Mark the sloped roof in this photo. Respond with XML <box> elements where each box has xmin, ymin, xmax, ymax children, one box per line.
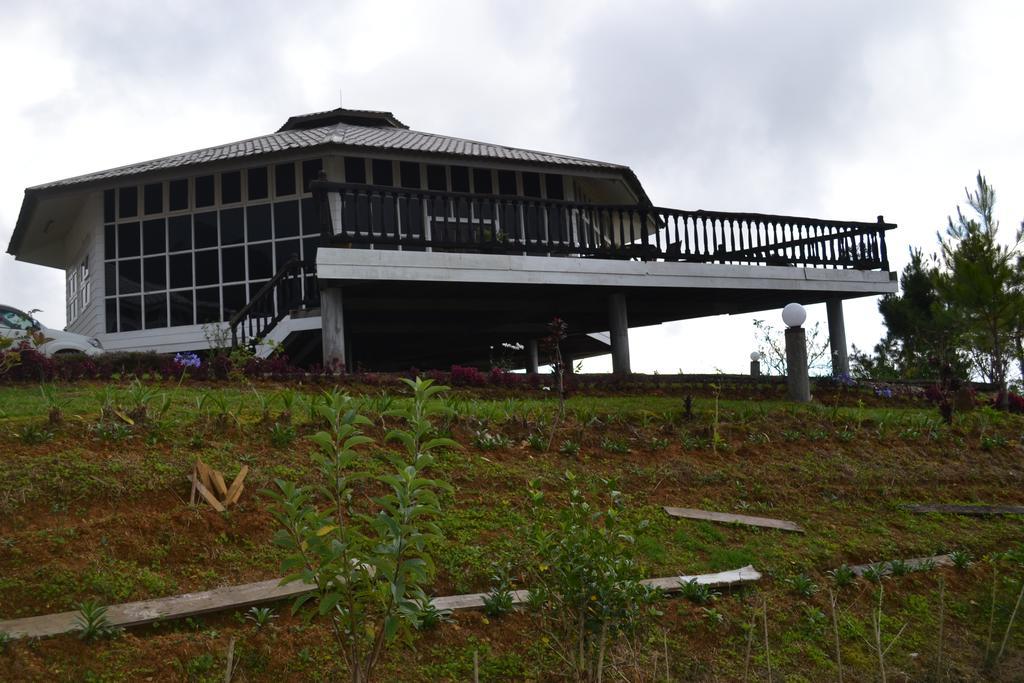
<box><xmin>27</xmin><ymin>121</ymin><xmax>627</xmax><ymax>193</ymax></box>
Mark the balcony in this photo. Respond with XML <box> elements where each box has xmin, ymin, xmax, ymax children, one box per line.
<box><xmin>311</xmin><ymin>181</ymin><xmax>894</xmax><ymax>271</ymax></box>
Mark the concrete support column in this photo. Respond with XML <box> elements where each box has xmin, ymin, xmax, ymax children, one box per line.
<box><xmin>526</xmin><ymin>339</ymin><xmax>539</xmax><ymax>374</ymax></box>
<box><xmin>321</xmin><ymin>286</ymin><xmax>346</xmax><ymax>372</ymax></box>
<box><xmin>784</xmin><ymin>326</ymin><xmax>811</xmax><ymax>402</ymax></box>
<box><xmin>608</xmin><ymin>292</ymin><xmax>631</xmax><ymax>375</ymax></box>
<box><xmin>826</xmin><ymin>298</ymin><xmax>849</xmax><ymax>376</ymax></box>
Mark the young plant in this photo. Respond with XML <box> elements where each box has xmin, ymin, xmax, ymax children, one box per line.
<box><xmin>482</xmin><ymin>565</ymin><xmax>517</xmax><ymax>618</ymax></box>
<box><xmin>246</xmin><ymin>606</ymin><xmax>278</xmax><ymax>629</ymax></box>
<box><xmin>679</xmin><ymin>579</ymin><xmax>720</xmax><ymax>605</ymax></box>
<box><xmin>39</xmin><ymin>384</ymin><xmax>70</xmax><ymax>425</ymax></box>
<box><xmin>787</xmin><ymin>574</ymin><xmax>820</xmax><ymax>598</ymax></box>
<box><xmin>472</xmin><ymin>429</ymin><xmax>511</xmax><ymax>451</ymax></box>
<box><xmin>411</xmin><ymin>592</ymin><xmax>452</xmax><ymax>631</ymax></box>
<box><xmin>269</xmin><ymin>422</ymin><xmax>297</xmax><ymax>449</ymax></box>
<box><xmin>600</xmin><ymin>437</ymin><xmax>630</xmax><ymax>455</ymax></box>
<box><xmin>828</xmin><ymin>564</ymin><xmax>856</xmax><ymax>588</ymax></box>
<box><xmin>558</xmin><ymin>439</ymin><xmax>581</xmax><ymax>457</ymax></box>
<box><xmin>887</xmin><ymin>559</ymin><xmax>913</xmax><ymax>577</ymax></box>
<box><xmin>527</xmin><ymin>432</ymin><xmax>547</xmax><ymax>452</ymax></box>
<box><xmin>950</xmin><ymin>549</ymin><xmax>973</xmax><ymax>571</ymax></box>
<box><xmin>861</xmin><ymin>563</ymin><xmax>890</xmax><ymax>584</ymax></box>
<box><xmin>266</xmin><ymin>378</ymin><xmax>455</xmax><ymax>683</ymax></box>
<box><xmin>526</xmin><ymin>474</ymin><xmax>661</xmax><ymax>682</ymax></box>
<box><xmin>74</xmin><ymin>600</ymin><xmax>119</xmax><ymax>641</ymax></box>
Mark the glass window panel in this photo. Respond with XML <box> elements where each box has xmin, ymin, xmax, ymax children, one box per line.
<box><xmin>473</xmin><ymin>169</ymin><xmax>493</xmax><ymax>194</ymax></box>
<box><xmin>344</xmin><ymin>157</ymin><xmax>367</xmax><ymax>184</ymax></box>
<box><xmin>105</xmin><ymin>298</ymin><xmax>117</xmax><ymax>333</ymax></box>
<box><xmin>119</xmin><ymin>259</ymin><xmax>141</xmax><ymax>294</ymax></box>
<box><xmin>247</xmin><ymin>167</ymin><xmax>268</xmax><ymax>200</ymax></box>
<box><xmin>168</xmin><ymin>215</ymin><xmax>192</xmax><ymax>251</ymax></box>
<box><xmin>143</xmin><ymin>256</ymin><xmax>166</xmax><ymax>292</ymax></box>
<box><xmin>144</xmin><ymin>183</ymin><xmax>163</xmax><ymax>214</ymax></box>
<box><xmin>400</xmin><ymin>162</ymin><xmax>421</xmax><ymax>189</ymax></box>
<box><xmin>221</xmin><ymin>246</ymin><xmax>246</xmax><ymax>283</ymax></box>
<box><xmin>195</xmin><ymin>250</ymin><xmax>219</xmax><ymax>286</ymax></box>
<box><xmin>169</xmin><ymin>178</ymin><xmax>189</xmax><ymax>211</ymax></box>
<box><xmin>522</xmin><ymin>172</ymin><xmax>541</xmax><ymax>197</ymax></box>
<box><xmin>118</xmin><ymin>223</ymin><xmax>140</xmax><ymax>258</ymax></box>
<box><xmin>275</xmin><ymin>162</ymin><xmax>296</xmax><ymax>196</ymax></box>
<box><xmin>103</xmin><ymin>190</ymin><xmax>116</xmax><ymax>223</ymax></box>
<box><xmin>169</xmin><ymin>253</ymin><xmax>192</xmax><ymax>289</ymax></box>
<box><xmin>118</xmin><ymin>186</ymin><xmax>138</xmax><ymax>218</ymax></box>
<box><xmin>246</xmin><ymin>204</ymin><xmax>271</xmax><ymax>242</ymax></box>
<box><xmin>451</xmin><ymin>166</ymin><xmax>470</xmax><ymax>193</ymax></box>
<box><xmin>221</xmin><ymin>171</ymin><xmax>242</xmax><ymax>204</ymax></box>
<box><xmin>276</xmin><ymin>239</ymin><xmax>300</xmax><ymax>268</ymax></box>
<box><xmin>194</xmin><ymin>211</ymin><xmax>218</xmax><ymax>249</ymax></box>
<box><xmin>105</xmin><ymin>262</ymin><xmax>117</xmax><ymax>296</ymax></box>
<box><xmin>196</xmin><ymin>287</ymin><xmax>220</xmax><ymax>324</ymax></box>
<box><xmin>195</xmin><ymin>175</ymin><xmax>215</xmax><ymax>207</ymax></box>
<box><xmin>302</xmin><ymin>158</ymin><xmax>323</xmax><ymax>192</ymax></box>
<box><xmin>104</xmin><ymin>224</ymin><xmax>117</xmax><ymax>260</ymax></box>
<box><xmin>274</xmin><ymin>200</ymin><xmax>299</xmax><ymax>238</ymax></box>
<box><xmin>498</xmin><ymin>170</ymin><xmax>516</xmax><ymax>195</ymax></box>
<box><xmin>169</xmin><ymin>289</ymin><xmax>194</xmax><ymax>327</ymax></box>
<box><xmin>220</xmin><ymin>207</ymin><xmax>244</xmax><ymax>245</ymax></box>
<box><xmin>143</xmin><ymin>219</ymin><xmax>165</xmax><ymax>255</ymax></box>
<box><xmin>119</xmin><ymin>295</ymin><xmax>142</xmax><ymax>331</ymax></box>
<box><xmin>372</xmin><ymin>159</ymin><xmax>394</xmax><ymax>187</ymax></box>
<box><xmin>545</xmin><ymin>173</ymin><xmax>564</xmax><ymax>200</ymax></box>
<box><xmin>426</xmin><ymin>165</ymin><xmax>446</xmax><ymax>191</ymax></box>
<box><xmin>301</xmin><ymin>197</ymin><xmax>318</xmax><ymax>235</ymax></box>
<box><xmin>303</xmin><ymin>236</ymin><xmax>319</xmax><ymax>263</ymax></box>
<box><xmin>222</xmin><ymin>284</ymin><xmax>246</xmax><ymax>320</ymax></box>
<box><xmin>248</xmin><ymin>242</ymin><xmax>273</xmax><ymax>280</ymax></box>
<box><xmin>144</xmin><ymin>293</ymin><xmax>167</xmax><ymax>329</ymax></box>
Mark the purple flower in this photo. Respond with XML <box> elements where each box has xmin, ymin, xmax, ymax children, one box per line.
<box><xmin>174</xmin><ymin>352</ymin><xmax>201</xmax><ymax>369</ymax></box>
<box><xmin>834</xmin><ymin>372</ymin><xmax>855</xmax><ymax>387</ymax></box>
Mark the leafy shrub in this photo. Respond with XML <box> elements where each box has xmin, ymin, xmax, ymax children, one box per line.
<box><xmin>245</xmin><ymin>606</ymin><xmax>277</xmax><ymax>629</ymax></box>
<box><xmin>266</xmin><ymin>378</ymin><xmax>454</xmax><ymax>683</ymax></box>
<box><xmin>449</xmin><ymin>365</ymin><xmax>487</xmax><ymax>386</ymax></box>
<box><xmin>950</xmin><ymin>549</ymin><xmax>973</xmax><ymax>570</ymax></box>
<box><xmin>412</xmin><ymin>594</ymin><xmax>452</xmax><ymax>631</ymax></box>
<box><xmin>269</xmin><ymin>422</ymin><xmax>296</xmax><ymax>448</ymax></box>
<box><xmin>525</xmin><ymin>474</ymin><xmax>661</xmax><ymax>682</ymax></box>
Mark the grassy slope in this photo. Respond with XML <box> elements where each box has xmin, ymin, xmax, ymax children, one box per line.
<box><xmin>0</xmin><ymin>380</ymin><xmax>1022</xmax><ymax>681</ymax></box>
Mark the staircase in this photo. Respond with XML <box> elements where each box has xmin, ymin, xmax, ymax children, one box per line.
<box><xmin>229</xmin><ymin>255</ymin><xmax>319</xmax><ymax>356</ymax></box>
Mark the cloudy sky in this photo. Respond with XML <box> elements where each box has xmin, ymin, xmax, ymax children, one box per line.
<box><xmin>2</xmin><ymin>0</ymin><xmax>1022</xmax><ymax>373</ymax></box>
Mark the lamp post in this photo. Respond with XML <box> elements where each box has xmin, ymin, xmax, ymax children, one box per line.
<box><xmin>782</xmin><ymin>303</ymin><xmax>811</xmax><ymax>402</ymax></box>
<box><xmin>750</xmin><ymin>351</ymin><xmax>761</xmax><ymax>377</ymax></box>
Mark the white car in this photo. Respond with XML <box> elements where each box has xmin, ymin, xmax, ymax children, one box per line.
<box><xmin>0</xmin><ymin>305</ymin><xmax>103</xmax><ymax>356</ymax></box>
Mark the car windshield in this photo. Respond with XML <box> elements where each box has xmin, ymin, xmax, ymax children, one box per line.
<box><xmin>0</xmin><ymin>308</ymin><xmax>37</xmax><ymax>331</ymax></box>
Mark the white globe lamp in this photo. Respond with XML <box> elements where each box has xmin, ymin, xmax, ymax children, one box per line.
<box><xmin>750</xmin><ymin>351</ymin><xmax>762</xmax><ymax>362</ymax></box>
<box><xmin>782</xmin><ymin>303</ymin><xmax>807</xmax><ymax>328</ymax></box>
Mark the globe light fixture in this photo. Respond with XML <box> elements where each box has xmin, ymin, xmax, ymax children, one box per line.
<box><xmin>782</xmin><ymin>303</ymin><xmax>807</xmax><ymax>328</ymax></box>
<box><xmin>750</xmin><ymin>351</ymin><xmax>762</xmax><ymax>362</ymax></box>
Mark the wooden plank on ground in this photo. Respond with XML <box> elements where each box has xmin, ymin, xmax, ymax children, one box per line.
<box><xmin>210</xmin><ymin>470</ymin><xmax>228</xmax><ymax>498</ymax></box>
<box><xmin>187</xmin><ymin>475</ymin><xmax>226</xmax><ymax>512</ymax></box>
<box><xmin>902</xmin><ymin>504</ymin><xmax>1024</xmax><ymax>516</ymax></box>
<box><xmin>224</xmin><ymin>466</ymin><xmax>249</xmax><ymax>506</ymax></box>
<box><xmin>849</xmin><ymin>554</ymin><xmax>953</xmax><ymax>577</ymax></box>
<box><xmin>0</xmin><ymin>566</ymin><xmax>761</xmax><ymax>640</ymax></box>
<box><xmin>664</xmin><ymin>506</ymin><xmax>804</xmax><ymax>533</ymax></box>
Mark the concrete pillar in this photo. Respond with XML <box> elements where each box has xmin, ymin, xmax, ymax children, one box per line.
<box><xmin>608</xmin><ymin>292</ymin><xmax>631</xmax><ymax>374</ymax></box>
<box><xmin>750</xmin><ymin>360</ymin><xmax>761</xmax><ymax>377</ymax></box>
<box><xmin>784</xmin><ymin>326</ymin><xmax>811</xmax><ymax>402</ymax></box>
<box><xmin>526</xmin><ymin>339</ymin><xmax>539</xmax><ymax>374</ymax></box>
<box><xmin>321</xmin><ymin>286</ymin><xmax>346</xmax><ymax>372</ymax></box>
<box><xmin>826</xmin><ymin>298</ymin><xmax>849</xmax><ymax>376</ymax></box>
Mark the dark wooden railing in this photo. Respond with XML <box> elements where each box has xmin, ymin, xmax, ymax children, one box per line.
<box><xmin>311</xmin><ymin>180</ymin><xmax>894</xmax><ymax>270</ymax></box>
<box><xmin>229</xmin><ymin>255</ymin><xmax>318</xmax><ymax>349</ymax></box>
